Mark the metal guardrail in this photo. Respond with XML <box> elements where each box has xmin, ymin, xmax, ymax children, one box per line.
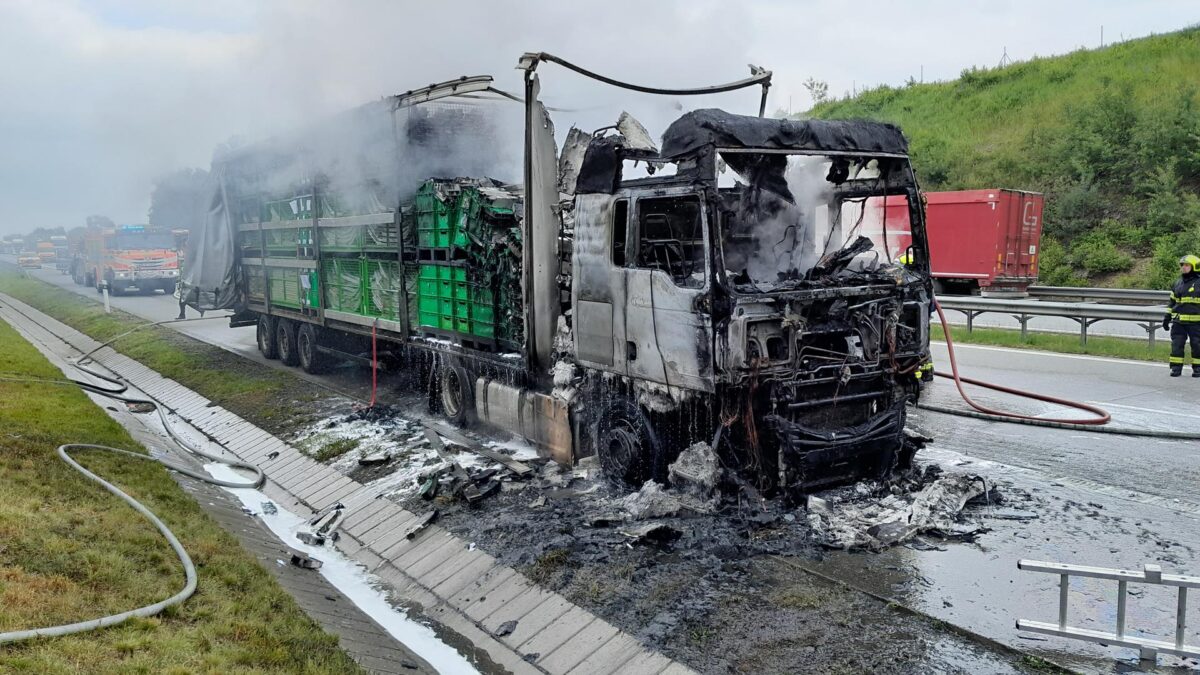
<box><xmin>1017</xmin><ymin>559</ymin><xmax>1199</xmax><ymax>662</ymax></box>
<box><xmin>1028</xmin><ymin>286</ymin><xmax>1171</xmax><ymax>304</ymax></box>
<box><xmin>936</xmin><ymin>296</ymin><xmax>1168</xmax><ymax>347</ymax></box>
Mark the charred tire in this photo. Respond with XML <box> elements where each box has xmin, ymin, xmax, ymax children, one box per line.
<box><xmin>296</xmin><ymin>323</ymin><xmax>326</xmax><ymax>374</ymax></box>
<box><xmin>257</xmin><ymin>315</ymin><xmax>279</xmax><ymax>360</ymax></box>
<box><xmin>596</xmin><ymin>399</ymin><xmax>661</xmax><ymax>487</ymax></box>
<box><xmin>276</xmin><ymin>319</ymin><xmax>299</xmax><ymax>366</ymax></box>
<box><xmin>433</xmin><ymin>363</ymin><xmax>472</xmax><ymax>427</ymax></box>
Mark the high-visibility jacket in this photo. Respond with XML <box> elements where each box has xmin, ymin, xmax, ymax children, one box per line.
<box><xmin>1169</xmin><ymin>272</ymin><xmax>1200</xmax><ymax>323</ymax></box>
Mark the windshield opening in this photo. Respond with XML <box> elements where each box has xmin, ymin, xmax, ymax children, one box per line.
<box><xmin>716</xmin><ymin>152</ymin><xmax>912</xmax><ymax>291</ymax></box>
<box><xmin>110</xmin><ymin>232</ymin><xmax>176</xmax><ymax>250</ymax></box>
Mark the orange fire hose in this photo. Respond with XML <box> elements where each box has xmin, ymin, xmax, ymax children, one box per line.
<box><xmin>931</xmin><ymin>300</ymin><xmax>1111</xmax><ymax>425</ymax></box>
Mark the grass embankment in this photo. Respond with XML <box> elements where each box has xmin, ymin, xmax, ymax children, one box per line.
<box><xmin>933</xmin><ymin>324</ymin><xmax>1177</xmax><ymax>363</ymax></box>
<box><xmin>808</xmin><ymin>27</ymin><xmax>1200</xmax><ymax>288</ymax></box>
<box><xmin>0</xmin><ymin>270</ymin><xmax>331</xmax><ymax>436</ymax></box>
<box><xmin>0</xmin><ymin>319</ymin><xmax>363</xmax><ymax>672</ymax></box>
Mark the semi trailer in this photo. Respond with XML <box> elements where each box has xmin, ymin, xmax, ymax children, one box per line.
<box><xmin>872</xmin><ymin>189</ymin><xmax>1044</xmax><ymax>296</ymax></box>
<box><xmin>188</xmin><ymin>54</ymin><xmax>934</xmax><ymax>497</ymax></box>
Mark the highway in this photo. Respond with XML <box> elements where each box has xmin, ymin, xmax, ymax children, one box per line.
<box><xmin>8</xmin><ymin>260</ymin><xmax>1200</xmax><ymax>671</ymax></box>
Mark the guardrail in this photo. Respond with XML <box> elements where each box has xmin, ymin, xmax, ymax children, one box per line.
<box><xmin>936</xmin><ymin>296</ymin><xmax>1168</xmax><ymax>346</ymax></box>
<box><xmin>1017</xmin><ymin>559</ymin><xmax>1199</xmax><ymax>662</ymax></box>
<box><xmin>1028</xmin><ymin>286</ymin><xmax>1170</xmax><ymax>304</ymax></box>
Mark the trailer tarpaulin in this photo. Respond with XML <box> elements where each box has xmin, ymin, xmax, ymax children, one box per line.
<box><xmin>660</xmin><ymin>109</ymin><xmax>908</xmax><ymax>159</ymax></box>
<box><xmin>181</xmin><ymin>169</ymin><xmax>240</xmax><ymax>311</ymax></box>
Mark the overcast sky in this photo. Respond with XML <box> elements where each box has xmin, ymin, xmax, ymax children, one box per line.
<box><xmin>0</xmin><ymin>0</ymin><xmax>1195</xmax><ymax>235</ymax></box>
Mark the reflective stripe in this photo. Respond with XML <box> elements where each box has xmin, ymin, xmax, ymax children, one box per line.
<box><xmin>1169</xmin><ymin>356</ymin><xmax>1185</xmax><ymax>364</ymax></box>
<box><xmin>1172</xmin><ymin>293</ymin><xmax>1180</xmax><ymax>301</ymax></box>
<box><xmin>1177</xmin><ymin>314</ymin><xmax>1200</xmax><ymax>322</ymax></box>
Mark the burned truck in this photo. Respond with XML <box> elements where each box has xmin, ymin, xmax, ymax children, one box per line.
<box><xmin>186</xmin><ymin>54</ymin><xmax>933</xmax><ymax>497</ymax></box>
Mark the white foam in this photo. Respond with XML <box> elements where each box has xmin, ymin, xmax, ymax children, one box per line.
<box><xmin>203</xmin><ymin>462</ymin><xmax>479</xmax><ymax>674</ymax></box>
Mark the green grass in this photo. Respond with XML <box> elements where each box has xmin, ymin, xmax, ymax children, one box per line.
<box><xmin>0</xmin><ymin>319</ymin><xmax>363</xmax><ymax>673</ymax></box>
<box><xmin>525</xmin><ymin>549</ymin><xmax>570</xmax><ymax>585</ymax></box>
<box><xmin>304</xmin><ymin>436</ymin><xmax>361</xmax><ymax>463</ymax></box>
<box><xmin>933</xmin><ymin>323</ymin><xmax>1179</xmax><ymax>363</ymax></box>
<box><xmin>0</xmin><ymin>271</ymin><xmax>328</xmax><ymax>436</ymax></box>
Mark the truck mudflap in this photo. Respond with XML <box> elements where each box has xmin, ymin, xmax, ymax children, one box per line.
<box><xmin>766</xmin><ymin>399</ymin><xmax>908</xmax><ymax>494</ymax></box>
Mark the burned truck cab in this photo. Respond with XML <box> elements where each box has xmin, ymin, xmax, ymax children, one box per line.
<box><xmin>570</xmin><ymin>109</ymin><xmax>932</xmax><ymax>496</ymax></box>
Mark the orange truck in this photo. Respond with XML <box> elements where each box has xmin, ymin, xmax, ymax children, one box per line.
<box><xmin>73</xmin><ymin>224</ymin><xmax>180</xmax><ymax>295</ymax></box>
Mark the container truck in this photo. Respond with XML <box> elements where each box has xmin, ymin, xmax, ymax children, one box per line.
<box><xmin>50</xmin><ymin>235</ymin><xmax>69</xmax><ymax>273</ymax></box>
<box><xmin>871</xmin><ymin>189</ymin><xmax>1043</xmax><ymax>296</ymax></box>
<box><xmin>187</xmin><ymin>54</ymin><xmax>935</xmax><ymax>497</ymax></box>
<box><xmin>36</xmin><ymin>240</ymin><xmax>55</xmax><ymax>263</ymax></box>
<box><xmin>73</xmin><ymin>224</ymin><xmax>180</xmax><ymax>294</ymax></box>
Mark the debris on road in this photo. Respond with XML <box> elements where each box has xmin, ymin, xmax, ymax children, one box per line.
<box><xmin>358</xmin><ymin>450</ymin><xmax>391</xmax><ymax>465</ymax></box>
<box><xmin>403</xmin><ymin>509</ymin><xmax>438</xmax><ymax>540</ymax></box>
<box><xmin>667</xmin><ymin>441</ymin><xmax>721</xmax><ymax>501</ymax></box>
<box><xmin>806</xmin><ymin>470</ymin><xmax>991</xmax><ymax>550</ymax></box>
<box><xmin>618</xmin><ymin>522</ymin><xmax>682</xmax><ymax>545</ymax></box>
<box><xmin>290</xmin><ymin>549</ymin><xmax>323</xmax><ymax>569</ymax></box>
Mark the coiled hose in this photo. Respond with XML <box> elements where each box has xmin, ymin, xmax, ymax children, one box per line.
<box><xmin>919</xmin><ymin>300</ymin><xmax>1200</xmax><ymax>440</ymax></box>
<box><xmin>0</xmin><ymin>334</ymin><xmax>263</xmax><ymax>644</ymax></box>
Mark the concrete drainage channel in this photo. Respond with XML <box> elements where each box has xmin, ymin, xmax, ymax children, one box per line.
<box><xmin>0</xmin><ymin>292</ymin><xmax>692</xmax><ymax>675</ymax></box>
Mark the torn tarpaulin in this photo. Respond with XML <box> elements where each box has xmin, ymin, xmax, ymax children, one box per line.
<box><xmin>806</xmin><ymin>473</ymin><xmax>990</xmax><ymax>550</ymax></box>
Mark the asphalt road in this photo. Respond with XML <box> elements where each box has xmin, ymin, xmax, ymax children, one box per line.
<box><xmin>10</xmin><ymin>260</ymin><xmax>1200</xmax><ymax>670</ymax></box>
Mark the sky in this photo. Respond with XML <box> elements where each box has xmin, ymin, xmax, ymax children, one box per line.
<box><xmin>0</xmin><ymin>0</ymin><xmax>1196</xmax><ymax>235</ymax></box>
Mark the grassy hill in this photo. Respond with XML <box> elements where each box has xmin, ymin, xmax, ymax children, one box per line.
<box><xmin>807</xmin><ymin>26</ymin><xmax>1200</xmax><ymax>288</ymax></box>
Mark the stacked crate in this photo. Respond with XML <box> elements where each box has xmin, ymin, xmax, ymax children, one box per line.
<box><xmin>406</xmin><ymin>178</ymin><xmax>520</xmax><ymax>347</ymax></box>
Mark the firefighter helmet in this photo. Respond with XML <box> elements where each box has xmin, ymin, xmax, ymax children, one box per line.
<box><xmin>896</xmin><ymin>252</ymin><xmax>913</xmax><ymax>266</ymax></box>
<box><xmin>1180</xmin><ymin>254</ymin><xmax>1200</xmax><ymax>268</ymax></box>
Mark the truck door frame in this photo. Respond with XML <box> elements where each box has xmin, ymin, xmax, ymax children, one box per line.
<box><xmin>622</xmin><ymin>186</ymin><xmax>716</xmax><ymax>393</ymax></box>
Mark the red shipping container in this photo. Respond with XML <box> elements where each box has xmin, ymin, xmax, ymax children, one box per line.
<box><xmin>867</xmin><ymin>189</ymin><xmax>1043</xmax><ymax>296</ymax></box>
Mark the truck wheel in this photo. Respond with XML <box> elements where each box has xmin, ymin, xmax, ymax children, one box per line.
<box><xmin>297</xmin><ymin>323</ymin><xmax>326</xmax><ymax>374</ymax></box>
<box><xmin>596</xmin><ymin>399</ymin><xmax>661</xmax><ymax>487</ymax></box>
<box><xmin>276</xmin><ymin>319</ymin><xmax>299</xmax><ymax>366</ymax></box>
<box><xmin>257</xmin><ymin>315</ymin><xmax>279</xmax><ymax>359</ymax></box>
<box><xmin>433</xmin><ymin>363</ymin><xmax>472</xmax><ymax>427</ymax></box>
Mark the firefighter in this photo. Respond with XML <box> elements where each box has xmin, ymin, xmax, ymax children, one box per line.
<box><xmin>1164</xmin><ymin>254</ymin><xmax>1200</xmax><ymax>377</ymax></box>
<box><xmin>895</xmin><ymin>251</ymin><xmax>936</xmax><ymax>383</ymax></box>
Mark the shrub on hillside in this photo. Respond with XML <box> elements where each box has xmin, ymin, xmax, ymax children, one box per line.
<box><xmin>1072</xmin><ymin>233</ymin><xmax>1134</xmax><ymax>274</ymax></box>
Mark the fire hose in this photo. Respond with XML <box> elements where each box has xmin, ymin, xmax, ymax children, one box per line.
<box><xmin>0</xmin><ymin>314</ymin><xmax>263</xmax><ymax>644</ymax></box>
<box><xmin>919</xmin><ymin>300</ymin><xmax>1200</xmax><ymax>440</ymax></box>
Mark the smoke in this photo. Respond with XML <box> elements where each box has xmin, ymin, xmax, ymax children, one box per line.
<box><xmin>6</xmin><ymin>1</ymin><xmax>1187</xmax><ymax>235</ymax></box>
<box><xmin>722</xmin><ymin>155</ymin><xmax>834</xmax><ymax>284</ymax></box>
<box><xmin>218</xmin><ymin>98</ymin><xmax>524</xmax><ymax>222</ymax></box>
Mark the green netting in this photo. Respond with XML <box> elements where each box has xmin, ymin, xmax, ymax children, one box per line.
<box><xmin>321</xmin><ymin>259</ymin><xmax>362</xmax><ymax>313</ymax></box>
<box><xmin>319</xmin><ymin>226</ymin><xmax>364</xmax><ymax>251</ymax></box>
<box><xmin>365</xmin><ymin>260</ymin><xmax>403</xmax><ymax>321</ymax></box>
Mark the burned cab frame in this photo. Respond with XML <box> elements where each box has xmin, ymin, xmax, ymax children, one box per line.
<box><xmin>570</xmin><ymin>109</ymin><xmax>932</xmax><ymax>496</ymax></box>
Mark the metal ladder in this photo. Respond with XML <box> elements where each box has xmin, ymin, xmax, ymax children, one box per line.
<box><xmin>1017</xmin><ymin>559</ymin><xmax>1199</xmax><ymax>661</ymax></box>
